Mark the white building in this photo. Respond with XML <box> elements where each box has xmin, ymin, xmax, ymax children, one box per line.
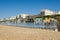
<box><xmin>20</xmin><ymin>14</ymin><xmax>29</xmax><ymax>18</ymax></box>
<box><xmin>40</xmin><ymin>9</ymin><xmax>55</xmax><ymax>16</ymax></box>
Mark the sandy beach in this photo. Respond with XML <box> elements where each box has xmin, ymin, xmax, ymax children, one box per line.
<box><xmin>0</xmin><ymin>25</ymin><xmax>60</xmax><ymax>40</ymax></box>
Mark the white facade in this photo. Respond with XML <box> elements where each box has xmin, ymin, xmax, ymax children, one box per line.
<box><xmin>41</xmin><ymin>9</ymin><xmax>54</xmax><ymax>15</ymax></box>
<box><xmin>20</xmin><ymin>14</ymin><xmax>29</xmax><ymax>18</ymax></box>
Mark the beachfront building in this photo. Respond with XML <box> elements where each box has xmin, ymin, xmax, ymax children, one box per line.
<box><xmin>17</xmin><ymin>14</ymin><xmax>29</xmax><ymax>23</ymax></box>
<box><xmin>40</xmin><ymin>9</ymin><xmax>57</xmax><ymax>25</ymax></box>
<box><xmin>20</xmin><ymin>14</ymin><xmax>29</xmax><ymax>18</ymax></box>
<box><xmin>40</xmin><ymin>9</ymin><xmax>55</xmax><ymax>16</ymax></box>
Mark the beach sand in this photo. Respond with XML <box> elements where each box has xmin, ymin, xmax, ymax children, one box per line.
<box><xmin>0</xmin><ymin>25</ymin><xmax>60</xmax><ymax>40</ymax></box>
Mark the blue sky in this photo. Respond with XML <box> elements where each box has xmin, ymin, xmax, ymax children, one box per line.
<box><xmin>0</xmin><ymin>0</ymin><xmax>60</xmax><ymax>18</ymax></box>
